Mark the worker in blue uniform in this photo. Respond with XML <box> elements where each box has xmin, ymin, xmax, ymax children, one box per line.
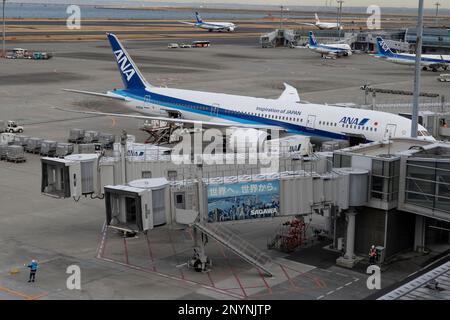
<box><xmin>25</xmin><ymin>260</ymin><xmax>38</xmax><ymax>282</ymax></box>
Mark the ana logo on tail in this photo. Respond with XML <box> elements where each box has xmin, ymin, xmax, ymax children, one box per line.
<box><xmin>380</xmin><ymin>40</ymin><xmax>390</xmax><ymax>53</ymax></box>
<box><xmin>114</xmin><ymin>49</ymin><xmax>136</xmax><ymax>82</ymax></box>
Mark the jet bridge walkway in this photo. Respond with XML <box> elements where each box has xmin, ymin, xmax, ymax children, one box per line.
<box><xmin>193</xmin><ymin>222</ymin><xmax>273</xmax><ymax>277</ymax></box>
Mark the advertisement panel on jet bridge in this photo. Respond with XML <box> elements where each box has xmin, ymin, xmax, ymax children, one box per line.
<box><xmin>207</xmin><ymin>180</ymin><xmax>280</xmax><ymax>223</ymax></box>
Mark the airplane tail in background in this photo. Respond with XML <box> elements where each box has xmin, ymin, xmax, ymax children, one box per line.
<box><xmin>195</xmin><ymin>12</ymin><xmax>203</xmax><ymax>24</ymax></box>
<box><xmin>376</xmin><ymin>37</ymin><xmax>395</xmax><ymax>57</ymax></box>
<box><xmin>107</xmin><ymin>33</ymin><xmax>150</xmax><ymax>90</ymax></box>
<box><xmin>315</xmin><ymin>13</ymin><xmax>320</xmax><ymax>23</ymax></box>
<box><xmin>308</xmin><ymin>31</ymin><xmax>318</xmax><ymax>47</ymax></box>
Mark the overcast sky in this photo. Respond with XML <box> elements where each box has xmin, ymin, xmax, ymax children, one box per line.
<box><xmin>13</xmin><ymin>1</ymin><xmax>450</xmax><ymax>9</ymax></box>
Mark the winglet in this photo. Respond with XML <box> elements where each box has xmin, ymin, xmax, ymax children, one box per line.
<box><xmin>278</xmin><ymin>83</ymin><xmax>300</xmax><ymax>103</ymax></box>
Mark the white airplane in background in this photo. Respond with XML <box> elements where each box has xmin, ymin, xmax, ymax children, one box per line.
<box><xmin>298</xmin><ymin>13</ymin><xmax>343</xmax><ymax>30</ymax></box>
<box><xmin>374</xmin><ymin>37</ymin><xmax>450</xmax><ymax>72</ymax></box>
<box><xmin>306</xmin><ymin>31</ymin><xmax>352</xmax><ymax>58</ymax></box>
<box><xmin>63</xmin><ymin>33</ymin><xmax>435</xmax><ymax>146</ymax></box>
<box><xmin>179</xmin><ymin>12</ymin><xmax>236</xmax><ymax>32</ymax></box>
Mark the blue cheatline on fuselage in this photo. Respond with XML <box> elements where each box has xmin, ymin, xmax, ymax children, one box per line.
<box><xmin>112</xmin><ymin>88</ymin><xmax>360</xmax><ymax>142</ymax></box>
<box><xmin>312</xmin><ymin>44</ymin><xmax>348</xmax><ymax>52</ymax></box>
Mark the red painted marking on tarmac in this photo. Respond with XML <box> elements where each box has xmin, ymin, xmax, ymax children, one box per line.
<box><xmin>167</xmin><ymin>229</ymin><xmax>185</xmax><ymax>280</ymax></box>
<box><xmin>96</xmin><ymin>221</ymin><xmax>108</xmax><ymax>259</ymax></box>
<box><xmin>123</xmin><ymin>238</ymin><xmax>129</xmax><ymax>265</ymax></box>
<box><xmin>207</xmin><ymin>270</ymin><xmax>215</xmax><ymax>288</ymax></box>
<box><xmin>99</xmin><ymin>256</ymin><xmax>243</xmax><ymax>300</ymax></box>
<box><xmin>145</xmin><ymin>233</ymin><xmax>157</xmax><ymax>272</ymax></box>
<box><xmin>219</xmin><ymin>246</ymin><xmax>247</xmax><ymax>298</ymax></box>
<box><xmin>279</xmin><ymin>264</ymin><xmax>297</xmax><ymax>288</ymax></box>
<box><xmin>281</xmin><ymin>263</ymin><xmax>327</xmax><ymax>289</ymax></box>
<box><xmin>257</xmin><ymin>269</ymin><xmax>273</xmax><ymax>294</ymax></box>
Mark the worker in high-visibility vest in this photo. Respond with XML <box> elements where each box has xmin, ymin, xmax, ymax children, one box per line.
<box><xmin>369</xmin><ymin>245</ymin><xmax>377</xmax><ymax>265</ymax></box>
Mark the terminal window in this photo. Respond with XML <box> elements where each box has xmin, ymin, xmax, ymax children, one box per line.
<box><xmin>405</xmin><ymin>160</ymin><xmax>450</xmax><ymax>214</ymax></box>
<box><xmin>142</xmin><ymin>171</ymin><xmax>152</xmax><ymax>179</ymax></box>
<box><xmin>333</xmin><ymin>154</ymin><xmax>351</xmax><ymax>168</ymax></box>
<box><xmin>371</xmin><ymin>159</ymin><xmax>400</xmax><ymax>202</ymax></box>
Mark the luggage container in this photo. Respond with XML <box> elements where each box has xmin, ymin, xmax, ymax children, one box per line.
<box><xmin>40</xmin><ymin>140</ymin><xmax>57</xmax><ymax>157</ymax></box>
<box><xmin>98</xmin><ymin>133</ymin><xmax>115</xmax><ymax>149</ymax></box>
<box><xmin>83</xmin><ymin>130</ymin><xmax>99</xmax><ymax>143</ymax></box>
<box><xmin>25</xmin><ymin>137</ymin><xmax>43</xmax><ymax>153</ymax></box>
<box><xmin>68</xmin><ymin>128</ymin><xmax>85</xmax><ymax>144</ymax></box>
<box><xmin>0</xmin><ymin>143</ymin><xmax>8</xmax><ymax>160</ymax></box>
<box><xmin>79</xmin><ymin>143</ymin><xmax>96</xmax><ymax>154</ymax></box>
<box><xmin>56</xmin><ymin>143</ymin><xmax>74</xmax><ymax>158</ymax></box>
<box><xmin>0</xmin><ymin>133</ymin><xmax>15</xmax><ymax>144</ymax></box>
<box><xmin>6</xmin><ymin>145</ymin><xmax>26</xmax><ymax>163</ymax></box>
<box><xmin>13</xmin><ymin>135</ymin><xmax>29</xmax><ymax>147</ymax></box>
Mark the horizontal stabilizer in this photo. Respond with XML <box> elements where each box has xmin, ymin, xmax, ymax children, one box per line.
<box><xmin>63</xmin><ymin>89</ymin><xmax>129</xmax><ymax>101</ymax></box>
<box><xmin>178</xmin><ymin>21</ymin><xmax>196</xmax><ymax>26</ymax></box>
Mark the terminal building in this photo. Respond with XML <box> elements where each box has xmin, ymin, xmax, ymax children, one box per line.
<box><xmin>261</xmin><ymin>28</ymin><xmax>450</xmax><ymax>54</ymax></box>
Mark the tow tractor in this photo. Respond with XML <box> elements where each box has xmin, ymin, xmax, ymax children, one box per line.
<box><xmin>0</xmin><ymin>120</ymin><xmax>24</xmax><ymax>133</ymax></box>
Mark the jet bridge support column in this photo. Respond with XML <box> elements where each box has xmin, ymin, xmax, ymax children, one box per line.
<box><xmin>336</xmin><ymin>208</ymin><xmax>358</xmax><ymax>268</ymax></box>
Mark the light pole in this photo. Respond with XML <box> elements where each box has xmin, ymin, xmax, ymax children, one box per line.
<box><xmin>2</xmin><ymin>0</ymin><xmax>6</xmax><ymax>57</ymax></box>
<box><xmin>435</xmin><ymin>2</ymin><xmax>441</xmax><ymax>26</ymax></box>
<box><xmin>411</xmin><ymin>0</ymin><xmax>424</xmax><ymax>139</ymax></box>
<box><xmin>337</xmin><ymin>0</ymin><xmax>344</xmax><ymax>40</ymax></box>
<box><xmin>280</xmin><ymin>5</ymin><xmax>283</xmax><ymax>30</ymax></box>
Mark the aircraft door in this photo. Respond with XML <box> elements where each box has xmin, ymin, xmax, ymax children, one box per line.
<box><xmin>144</xmin><ymin>95</ymin><xmax>155</xmax><ymax>112</ymax></box>
<box><xmin>211</xmin><ymin>103</ymin><xmax>220</xmax><ymax>118</ymax></box>
<box><xmin>306</xmin><ymin>115</ymin><xmax>316</xmax><ymax>130</ymax></box>
<box><xmin>384</xmin><ymin>124</ymin><xmax>397</xmax><ymax>140</ymax></box>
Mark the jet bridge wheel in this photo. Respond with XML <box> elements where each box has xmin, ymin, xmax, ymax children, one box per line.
<box><xmin>193</xmin><ymin>259</ymin><xmax>203</xmax><ymax>272</ymax></box>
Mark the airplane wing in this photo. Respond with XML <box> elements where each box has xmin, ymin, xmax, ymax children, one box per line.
<box><xmin>295</xmin><ymin>22</ymin><xmax>317</xmax><ymax>27</ymax></box>
<box><xmin>278</xmin><ymin>83</ymin><xmax>300</xmax><ymax>103</ymax></box>
<box><xmin>178</xmin><ymin>21</ymin><xmax>196</xmax><ymax>26</ymax></box>
<box><xmin>54</xmin><ymin>107</ymin><xmax>286</xmax><ymax>131</ymax></box>
<box><xmin>63</xmin><ymin>89</ymin><xmax>130</xmax><ymax>101</ymax></box>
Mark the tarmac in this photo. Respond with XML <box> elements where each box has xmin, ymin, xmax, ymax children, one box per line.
<box><xmin>0</xmin><ymin>36</ymin><xmax>449</xmax><ymax>300</ymax></box>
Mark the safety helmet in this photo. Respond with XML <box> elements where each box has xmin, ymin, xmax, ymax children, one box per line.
<box><xmin>371</xmin><ymin>245</ymin><xmax>375</xmax><ymax>249</ymax></box>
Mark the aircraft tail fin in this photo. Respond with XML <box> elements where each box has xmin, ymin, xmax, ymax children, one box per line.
<box><xmin>376</xmin><ymin>37</ymin><xmax>395</xmax><ymax>57</ymax></box>
<box><xmin>195</xmin><ymin>12</ymin><xmax>203</xmax><ymax>23</ymax></box>
<box><xmin>107</xmin><ymin>33</ymin><xmax>150</xmax><ymax>90</ymax></box>
<box><xmin>315</xmin><ymin>13</ymin><xmax>320</xmax><ymax>23</ymax></box>
<box><xmin>308</xmin><ymin>31</ymin><xmax>318</xmax><ymax>47</ymax></box>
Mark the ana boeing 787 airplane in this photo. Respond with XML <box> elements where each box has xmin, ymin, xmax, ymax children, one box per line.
<box><xmin>179</xmin><ymin>12</ymin><xmax>236</xmax><ymax>32</ymax></box>
<box><xmin>297</xmin><ymin>14</ymin><xmax>343</xmax><ymax>30</ymax></box>
<box><xmin>305</xmin><ymin>31</ymin><xmax>352</xmax><ymax>58</ymax></box>
<box><xmin>63</xmin><ymin>33</ymin><xmax>435</xmax><ymax>145</ymax></box>
<box><xmin>374</xmin><ymin>37</ymin><xmax>450</xmax><ymax>72</ymax></box>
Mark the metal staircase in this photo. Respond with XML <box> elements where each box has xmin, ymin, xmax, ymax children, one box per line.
<box><xmin>193</xmin><ymin>222</ymin><xmax>273</xmax><ymax>277</ymax></box>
